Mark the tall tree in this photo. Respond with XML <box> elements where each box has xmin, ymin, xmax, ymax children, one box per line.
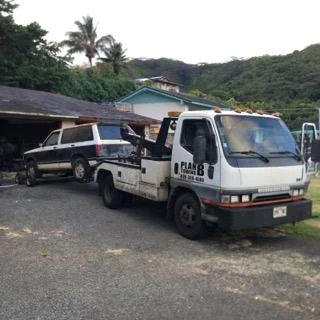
<box><xmin>0</xmin><ymin>0</ymin><xmax>70</xmax><ymax>90</ymax></box>
<box><xmin>0</xmin><ymin>0</ymin><xmax>17</xmax><ymax>14</ymax></box>
<box><xmin>99</xmin><ymin>40</ymin><xmax>128</xmax><ymax>75</ymax></box>
<box><xmin>61</xmin><ymin>16</ymin><xmax>114</xmax><ymax>67</ymax></box>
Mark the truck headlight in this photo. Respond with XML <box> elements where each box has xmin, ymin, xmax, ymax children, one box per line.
<box><xmin>230</xmin><ymin>195</ymin><xmax>240</xmax><ymax>203</ymax></box>
<box><xmin>293</xmin><ymin>189</ymin><xmax>299</xmax><ymax>196</ymax></box>
<box><xmin>221</xmin><ymin>195</ymin><xmax>230</xmax><ymax>203</ymax></box>
<box><xmin>220</xmin><ymin>194</ymin><xmax>251</xmax><ymax>204</ymax></box>
<box><xmin>241</xmin><ymin>195</ymin><xmax>250</xmax><ymax>202</ymax></box>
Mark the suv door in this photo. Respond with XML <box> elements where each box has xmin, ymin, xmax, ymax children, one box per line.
<box><xmin>37</xmin><ymin>131</ymin><xmax>61</xmax><ymax>168</ymax></box>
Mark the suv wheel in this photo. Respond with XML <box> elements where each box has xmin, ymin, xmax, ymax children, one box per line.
<box><xmin>26</xmin><ymin>161</ymin><xmax>38</xmax><ymax>187</ymax></box>
<box><xmin>72</xmin><ymin>157</ymin><xmax>92</xmax><ymax>183</ymax></box>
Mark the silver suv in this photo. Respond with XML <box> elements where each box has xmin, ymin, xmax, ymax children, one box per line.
<box><xmin>24</xmin><ymin>122</ymin><xmax>134</xmax><ymax>186</ymax></box>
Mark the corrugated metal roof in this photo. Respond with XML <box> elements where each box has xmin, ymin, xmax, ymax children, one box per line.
<box><xmin>0</xmin><ymin>86</ymin><xmax>160</xmax><ymax>125</ymax></box>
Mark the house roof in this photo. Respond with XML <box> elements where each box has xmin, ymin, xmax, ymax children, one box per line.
<box><xmin>116</xmin><ymin>86</ymin><xmax>228</xmax><ymax>109</ymax></box>
<box><xmin>134</xmin><ymin>76</ymin><xmax>183</xmax><ymax>87</ymax></box>
<box><xmin>0</xmin><ymin>86</ymin><xmax>159</xmax><ymax>125</ymax></box>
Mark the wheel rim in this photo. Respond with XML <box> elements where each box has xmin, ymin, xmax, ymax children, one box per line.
<box><xmin>26</xmin><ymin>166</ymin><xmax>36</xmax><ymax>185</ymax></box>
<box><xmin>179</xmin><ymin>203</ymin><xmax>196</xmax><ymax>228</ymax></box>
<box><xmin>28</xmin><ymin>167</ymin><xmax>35</xmax><ymax>179</ymax></box>
<box><xmin>74</xmin><ymin>163</ymin><xmax>85</xmax><ymax>178</ymax></box>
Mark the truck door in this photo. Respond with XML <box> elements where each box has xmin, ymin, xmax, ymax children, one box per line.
<box><xmin>301</xmin><ymin>122</ymin><xmax>318</xmax><ymax>161</ymax></box>
<box><xmin>171</xmin><ymin>118</ymin><xmax>221</xmax><ymax>195</ymax></box>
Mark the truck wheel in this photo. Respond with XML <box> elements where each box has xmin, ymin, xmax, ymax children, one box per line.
<box><xmin>26</xmin><ymin>161</ymin><xmax>38</xmax><ymax>187</ymax></box>
<box><xmin>174</xmin><ymin>193</ymin><xmax>207</xmax><ymax>240</ymax></box>
<box><xmin>72</xmin><ymin>157</ymin><xmax>92</xmax><ymax>183</ymax></box>
<box><xmin>124</xmin><ymin>193</ymin><xmax>133</xmax><ymax>207</ymax></box>
<box><xmin>101</xmin><ymin>176</ymin><xmax>125</xmax><ymax>209</ymax></box>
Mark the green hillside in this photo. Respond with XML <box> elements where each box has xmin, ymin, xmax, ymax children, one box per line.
<box><xmin>193</xmin><ymin>45</ymin><xmax>320</xmax><ymax>103</ymax></box>
<box><xmin>127</xmin><ymin>45</ymin><xmax>320</xmax><ymax>129</ymax></box>
<box><xmin>127</xmin><ymin>58</ymin><xmax>196</xmax><ymax>89</ymax></box>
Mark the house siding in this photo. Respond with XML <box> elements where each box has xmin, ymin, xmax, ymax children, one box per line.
<box><xmin>115</xmin><ymin>86</ymin><xmax>226</xmax><ymax>127</ymax></box>
<box><xmin>61</xmin><ymin>119</ymin><xmax>77</xmax><ymax>128</ymax></box>
<box><xmin>133</xmin><ymin>102</ymin><xmax>188</xmax><ymax>121</ymax></box>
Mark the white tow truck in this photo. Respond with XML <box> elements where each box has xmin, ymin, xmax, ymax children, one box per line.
<box><xmin>94</xmin><ymin>109</ymin><xmax>315</xmax><ymax>239</ymax></box>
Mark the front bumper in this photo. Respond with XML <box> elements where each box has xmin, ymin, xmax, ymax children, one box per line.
<box><xmin>207</xmin><ymin>199</ymin><xmax>312</xmax><ymax>231</ymax></box>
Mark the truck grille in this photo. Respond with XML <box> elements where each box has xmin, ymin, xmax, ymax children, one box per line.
<box><xmin>253</xmin><ymin>193</ymin><xmax>291</xmax><ymax>202</ymax></box>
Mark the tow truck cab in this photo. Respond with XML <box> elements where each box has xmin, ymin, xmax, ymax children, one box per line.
<box><xmin>169</xmin><ymin>110</ymin><xmax>312</xmax><ymax>232</ymax></box>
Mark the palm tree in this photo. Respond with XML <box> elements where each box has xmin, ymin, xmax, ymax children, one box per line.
<box><xmin>61</xmin><ymin>16</ymin><xmax>114</xmax><ymax>67</ymax></box>
<box><xmin>99</xmin><ymin>40</ymin><xmax>128</xmax><ymax>75</ymax></box>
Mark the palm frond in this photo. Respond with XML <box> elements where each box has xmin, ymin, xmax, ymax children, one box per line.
<box><xmin>61</xmin><ymin>15</ymin><xmax>115</xmax><ymax>67</ymax></box>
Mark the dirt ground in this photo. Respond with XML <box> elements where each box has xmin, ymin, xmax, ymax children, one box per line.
<box><xmin>0</xmin><ymin>179</ymin><xmax>319</xmax><ymax>320</ymax></box>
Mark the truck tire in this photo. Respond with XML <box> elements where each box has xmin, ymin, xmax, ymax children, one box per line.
<box><xmin>72</xmin><ymin>157</ymin><xmax>92</xmax><ymax>183</ymax></box>
<box><xmin>101</xmin><ymin>175</ymin><xmax>125</xmax><ymax>209</ymax></box>
<box><xmin>174</xmin><ymin>193</ymin><xmax>207</xmax><ymax>240</ymax></box>
<box><xmin>26</xmin><ymin>161</ymin><xmax>38</xmax><ymax>187</ymax></box>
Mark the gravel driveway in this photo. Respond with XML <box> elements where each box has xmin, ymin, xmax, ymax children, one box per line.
<box><xmin>0</xmin><ymin>179</ymin><xmax>319</xmax><ymax>320</ymax></box>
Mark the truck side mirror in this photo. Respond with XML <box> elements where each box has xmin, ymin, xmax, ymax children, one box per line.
<box><xmin>311</xmin><ymin>140</ymin><xmax>320</xmax><ymax>162</ymax></box>
<box><xmin>207</xmin><ymin>136</ymin><xmax>217</xmax><ymax>164</ymax></box>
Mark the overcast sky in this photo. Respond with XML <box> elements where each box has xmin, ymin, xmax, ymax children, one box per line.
<box><xmin>13</xmin><ymin>0</ymin><xmax>320</xmax><ymax>65</ymax></box>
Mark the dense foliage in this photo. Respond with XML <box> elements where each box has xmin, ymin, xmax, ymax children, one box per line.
<box><xmin>59</xmin><ymin>68</ymin><xmax>135</xmax><ymax>102</ymax></box>
<box><xmin>127</xmin><ymin>46</ymin><xmax>320</xmax><ymax>129</ymax></box>
<box><xmin>0</xmin><ymin>0</ymin><xmax>71</xmax><ymax>91</ymax></box>
<box><xmin>127</xmin><ymin>58</ymin><xmax>195</xmax><ymax>89</ymax></box>
<box><xmin>99</xmin><ymin>40</ymin><xmax>128</xmax><ymax>75</ymax></box>
<box><xmin>127</xmin><ymin>47</ymin><xmax>320</xmax><ymax>104</ymax></box>
<box><xmin>0</xmin><ymin>0</ymin><xmax>134</xmax><ymax>102</ymax></box>
<box><xmin>1</xmin><ymin>0</ymin><xmax>320</xmax><ymax>129</ymax></box>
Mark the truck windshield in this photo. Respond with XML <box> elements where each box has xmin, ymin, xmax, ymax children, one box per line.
<box><xmin>215</xmin><ymin>115</ymin><xmax>299</xmax><ymax>159</ymax></box>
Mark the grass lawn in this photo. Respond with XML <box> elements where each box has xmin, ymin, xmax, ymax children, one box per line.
<box><xmin>278</xmin><ymin>176</ymin><xmax>320</xmax><ymax>239</ymax></box>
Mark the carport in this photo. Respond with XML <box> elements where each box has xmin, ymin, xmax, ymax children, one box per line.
<box><xmin>0</xmin><ymin>86</ymin><xmax>159</xmax><ymax>170</ymax></box>
<box><xmin>0</xmin><ymin>116</ymin><xmax>69</xmax><ymax>156</ymax></box>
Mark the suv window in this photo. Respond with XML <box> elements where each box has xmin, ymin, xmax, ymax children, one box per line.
<box><xmin>98</xmin><ymin>125</ymin><xmax>122</xmax><ymax>140</ymax></box>
<box><xmin>44</xmin><ymin>132</ymin><xmax>60</xmax><ymax>146</ymax></box>
<box><xmin>61</xmin><ymin>126</ymin><xmax>93</xmax><ymax>144</ymax></box>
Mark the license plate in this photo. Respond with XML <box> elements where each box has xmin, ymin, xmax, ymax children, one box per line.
<box><xmin>273</xmin><ymin>206</ymin><xmax>287</xmax><ymax>218</ymax></box>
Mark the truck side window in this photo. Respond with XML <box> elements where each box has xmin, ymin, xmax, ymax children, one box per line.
<box><xmin>180</xmin><ymin>119</ymin><xmax>210</xmax><ymax>154</ymax></box>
